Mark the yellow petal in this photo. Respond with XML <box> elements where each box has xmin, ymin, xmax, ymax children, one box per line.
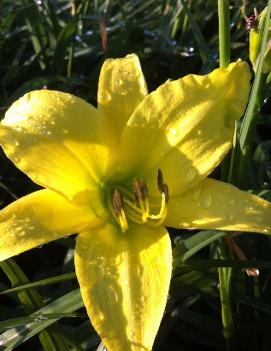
<box><xmin>165</xmin><ymin>178</ymin><xmax>271</xmax><ymax>234</ymax></box>
<box><xmin>98</xmin><ymin>54</ymin><xmax>147</xmax><ymax>147</ymax></box>
<box><xmin>0</xmin><ymin>90</ymin><xmax>108</xmax><ymax>204</ymax></box>
<box><xmin>75</xmin><ymin>223</ymin><xmax>172</xmax><ymax>351</ymax></box>
<box><xmin>0</xmin><ymin>189</ymin><xmax>102</xmax><ymax>262</ymax></box>
<box><xmin>117</xmin><ymin>61</ymin><xmax>250</xmax><ymax>196</ymax></box>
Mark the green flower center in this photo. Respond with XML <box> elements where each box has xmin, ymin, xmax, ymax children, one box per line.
<box><xmin>107</xmin><ymin>170</ymin><xmax>169</xmax><ymax>232</ymax></box>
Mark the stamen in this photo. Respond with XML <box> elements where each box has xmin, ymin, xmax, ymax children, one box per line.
<box><xmin>133</xmin><ymin>178</ymin><xmax>142</xmax><ymax>202</ymax></box>
<box><xmin>140</xmin><ymin>179</ymin><xmax>148</xmax><ymax>200</ymax></box>
<box><xmin>119</xmin><ymin>209</ymin><xmax>129</xmax><ymax>233</ymax></box>
<box><xmin>112</xmin><ymin>188</ymin><xmax>123</xmax><ymax>217</ymax></box>
<box><xmin>110</xmin><ymin>171</ymin><xmax>169</xmax><ymax>230</ymax></box>
<box><xmin>149</xmin><ymin>193</ymin><xmax>167</xmax><ymax>221</ymax></box>
<box><xmin>162</xmin><ymin>183</ymin><xmax>169</xmax><ymax>203</ymax></box>
<box><xmin>112</xmin><ymin>188</ymin><xmax>129</xmax><ymax>233</ymax></box>
<box><xmin>133</xmin><ymin>178</ymin><xmax>148</xmax><ymax>222</ymax></box>
<box><xmin>157</xmin><ymin>169</ymin><xmax>164</xmax><ymax>192</ymax></box>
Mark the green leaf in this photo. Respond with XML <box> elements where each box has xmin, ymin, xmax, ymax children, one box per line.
<box><xmin>0</xmin><ymin>272</ymin><xmax>76</xmax><ymax>295</ymax></box>
<box><xmin>174</xmin><ymin>230</ymin><xmax>228</xmax><ymax>264</ymax></box>
<box><xmin>0</xmin><ymin>289</ymin><xmax>84</xmax><ymax>350</ymax></box>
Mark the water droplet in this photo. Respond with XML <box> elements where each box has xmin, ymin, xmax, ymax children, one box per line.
<box><xmin>253</xmin><ymin>215</ymin><xmax>263</xmax><ymax>223</ymax></box>
<box><xmin>179</xmin><ymin>221</ymin><xmax>189</xmax><ymax>228</ymax></box>
<box><xmin>229</xmin><ymin>199</ymin><xmax>235</xmax><ymax>206</ymax></box>
<box><xmin>100</xmin><ymin>91</ymin><xmax>112</xmax><ymax>103</ymax></box>
<box><xmin>201</xmin><ymin>194</ymin><xmax>212</xmax><ymax>209</ymax></box>
<box><xmin>18</xmin><ymin>231</ymin><xmax>26</xmax><ymax>237</ymax></box>
<box><xmin>115</xmin><ymin>79</ymin><xmax>122</xmax><ymax>86</ymax></box>
<box><xmin>119</xmin><ymin>89</ymin><xmax>127</xmax><ymax>95</ymax></box>
<box><xmin>106</xmin><ymin>285</ymin><xmax>118</xmax><ymax>303</ymax></box>
<box><xmin>263</xmin><ymin>228</ymin><xmax>269</xmax><ymax>234</ymax></box>
<box><xmin>63</xmin><ymin>129</ymin><xmax>69</xmax><ymax>134</ymax></box>
<box><xmin>197</xmin><ymin>129</ymin><xmax>202</xmax><ymax>136</ymax></box>
<box><xmin>228</xmin><ymin>213</ymin><xmax>234</xmax><ymax>221</ymax></box>
<box><xmin>15</xmin><ymin>140</ymin><xmax>20</xmax><ymax>146</ymax></box>
<box><xmin>191</xmin><ymin>186</ymin><xmax>202</xmax><ymax>200</ymax></box>
<box><xmin>46</xmin><ymin>130</ymin><xmax>52</xmax><ymax>135</ymax></box>
<box><xmin>79</xmin><ymin>240</ymin><xmax>88</xmax><ymax>251</ymax></box>
<box><xmin>168</xmin><ymin>127</ymin><xmax>177</xmax><ymax>136</ymax></box>
<box><xmin>186</xmin><ymin>168</ymin><xmax>196</xmax><ymax>181</ymax></box>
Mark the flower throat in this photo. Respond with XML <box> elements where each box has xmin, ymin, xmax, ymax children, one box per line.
<box><xmin>108</xmin><ymin>169</ymin><xmax>169</xmax><ymax>232</ymax></box>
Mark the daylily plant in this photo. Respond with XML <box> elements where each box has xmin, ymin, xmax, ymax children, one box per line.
<box><xmin>1</xmin><ymin>54</ymin><xmax>271</xmax><ymax>351</ymax></box>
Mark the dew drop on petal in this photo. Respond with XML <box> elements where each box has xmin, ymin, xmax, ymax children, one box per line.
<box><xmin>191</xmin><ymin>186</ymin><xmax>202</xmax><ymax>200</ymax></box>
<box><xmin>168</xmin><ymin>127</ymin><xmax>177</xmax><ymax>136</ymax></box>
<box><xmin>179</xmin><ymin>221</ymin><xmax>189</xmax><ymax>228</ymax></box>
<box><xmin>186</xmin><ymin>168</ymin><xmax>196</xmax><ymax>181</ymax></box>
<box><xmin>100</xmin><ymin>91</ymin><xmax>112</xmax><ymax>103</ymax></box>
<box><xmin>201</xmin><ymin>194</ymin><xmax>212</xmax><ymax>209</ymax></box>
<box><xmin>18</xmin><ymin>231</ymin><xmax>26</xmax><ymax>237</ymax></box>
<box><xmin>253</xmin><ymin>215</ymin><xmax>263</xmax><ymax>223</ymax></box>
<box><xmin>227</xmin><ymin>213</ymin><xmax>234</xmax><ymax>221</ymax></box>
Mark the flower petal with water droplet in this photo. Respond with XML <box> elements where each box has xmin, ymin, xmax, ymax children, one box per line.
<box><xmin>165</xmin><ymin>178</ymin><xmax>271</xmax><ymax>234</ymax></box>
<box><xmin>0</xmin><ymin>189</ymin><xmax>101</xmax><ymax>262</ymax></box>
<box><xmin>75</xmin><ymin>223</ymin><xmax>172</xmax><ymax>351</ymax></box>
<box><xmin>0</xmin><ymin>90</ymin><xmax>109</xmax><ymax>205</ymax></box>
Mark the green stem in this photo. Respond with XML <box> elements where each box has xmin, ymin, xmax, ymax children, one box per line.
<box><xmin>235</xmin><ymin>2</ymin><xmax>271</xmax><ymax>186</ymax></box>
<box><xmin>0</xmin><ymin>259</ymin><xmax>69</xmax><ymax>351</ymax></box>
<box><xmin>218</xmin><ymin>0</ymin><xmax>230</xmax><ymax>68</ymax></box>
<box><xmin>218</xmin><ymin>258</ymin><xmax>234</xmax><ymax>340</ymax></box>
<box><xmin>217</xmin><ymin>1</ymin><xmax>234</xmax><ymax>343</ymax></box>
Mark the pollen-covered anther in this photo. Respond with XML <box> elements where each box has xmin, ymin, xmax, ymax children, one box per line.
<box><xmin>140</xmin><ymin>179</ymin><xmax>148</xmax><ymax>200</ymax></box>
<box><xmin>157</xmin><ymin>169</ymin><xmax>164</xmax><ymax>192</ymax></box>
<box><xmin>162</xmin><ymin>183</ymin><xmax>169</xmax><ymax>203</ymax></box>
<box><xmin>132</xmin><ymin>178</ymin><xmax>142</xmax><ymax>202</ymax></box>
<box><xmin>132</xmin><ymin>178</ymin><xmax>148</xmax><ymax>222</ymax></box>
<box><xmin>112</xmin><ymin>188</ymin><xmax>129</xmax><ymax>233</ymax></box>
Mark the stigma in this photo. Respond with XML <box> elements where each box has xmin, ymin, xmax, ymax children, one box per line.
<box><xmin>111</xmin><ymin>169</ymin><xmax>169</xmax><ymax>233</ymax></box>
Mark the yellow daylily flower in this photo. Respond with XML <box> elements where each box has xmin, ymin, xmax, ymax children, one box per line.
<box><xmin>1</xmin><ymin>53</ymin><xmax>271</xmax><ymax>351</ymax></box>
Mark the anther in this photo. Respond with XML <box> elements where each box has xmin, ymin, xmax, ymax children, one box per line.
<box><xmin>112</xmin><ymin>189</ymin><xmax>129</xmax><ymax>233</ymax></box>
<box><xmin>140</xmin><ymin>179</ymin><xmax>148</xmax><ymax>200</ymax></box>
<box><xmin>112</xmin><ymin>188</ymin><xmax>124</xmax><ymax>217</ymax></box>
<box><xmin>162</xmin><ymin>183</ymin><xmax>169</xmax><ymax>203</ymax></box>
<box><xmin>133</xmin><ymin>178</ymin><xmax>142</xmax><ymax>202</ymax></box>
<box><xmin>157</xmin><ymin>169</ymin><xmax>164</xmax><ymax>192</ymax></box>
